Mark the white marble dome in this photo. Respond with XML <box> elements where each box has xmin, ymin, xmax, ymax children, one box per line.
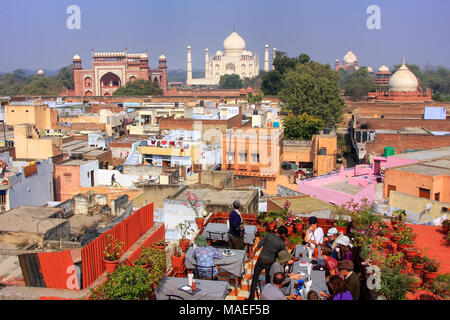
<box><xmin>73</xmin><ymin>54</ymin><xmax>81</xmax><ymax>60</ymax></box>
<box><xmin>159</xmin><ymin>54</ymin><xmax>166</xmax><ymax>60</ymax></box>
<box><xmin>389</xmin><ymin>62</ymin><xmax>418</xmax><ymax>92</ymax></box>
<box><xmin>36</xmin><ymin>69</ymin><xmax>44</xmax><ymax>76</ymax></box>
<box><xmin>343</xmin><ymin>51</ymin><xmax>357</xmax><ymax>65</ymax></box>
<box><xmin>367</xmin><ymin>66</ymin><xmax>374</xmax><ymax>73</ymax></box>
<box><xmin>378</xmin><ymin>65</ymin><xmax>390</xmax><ymax>72</ymax></box>
<box><xmin>223</xmin><ymin>32</ymin><xmax>246</xmax><ymax>56</ymax></box>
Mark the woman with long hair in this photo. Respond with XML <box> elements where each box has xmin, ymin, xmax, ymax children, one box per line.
<box><xmin>320</xmin><ymin>275</ymin><xmax>353</xmax><ymax>300</ymax></box>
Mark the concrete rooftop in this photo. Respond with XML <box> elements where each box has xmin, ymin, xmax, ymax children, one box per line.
<box><xmin>322</xmin><ymin>181</ymin><xmax>364</xmax><ymax>195</ymax></box>
<box><xmin>173</xmin><ymin>188</ymin><xmax>256</xmax><ymax>206</ymax></box>
<box><xmin>271</xmin><ymin>196</ymin><xmax>336</xmax><ymax>214</ymax></box>
<box><xmin>392</xmin><ymin>146</ymin><xmax>450</xmax><ymax>161</ymax></box>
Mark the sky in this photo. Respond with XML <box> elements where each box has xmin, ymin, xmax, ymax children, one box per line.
<box><xmin>0</xmin><ymin>0</ymin><xmax>449</xmax><ymax>73</ymax></box>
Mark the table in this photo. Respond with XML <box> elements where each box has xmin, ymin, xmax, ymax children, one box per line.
<box><xmin>285</xmin><ymin>245</ymin><xmax>329</xmax><ymax>298</ymax></box>
<box><xmin>202</xmin><ymin>223</ymin><xmax>257</xmax><ymax>258</ymax></box>
<box><xmin>156</xmin><ymin>277</ymin><xmax>230</xmax><ymax>300</ymax></box>
<box><xmin>185</xmin><ymin>247</ymin><xmax>246</xmax><ymax>295</ymax></box>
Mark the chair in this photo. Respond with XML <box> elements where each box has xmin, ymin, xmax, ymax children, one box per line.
<box><xmin>166</xmin><ymin>294</ymin><xmax>185</xmax><ymax>300</ymax></box>
<box><xmin>207</xmin><ymin>231</ymin><xmax>230</xmax><ymax>249</ymax></box>
<box><xmin>194</xmin><ymin>264</ymin><xmax>218</xmax><ymax>280</ymax></box>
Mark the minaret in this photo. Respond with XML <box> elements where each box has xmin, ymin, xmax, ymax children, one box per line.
<box><xmin>264</xmin><ymin>44</ymin><xmax>269</xmax><ymax>72</ymax></box>
<box><xmin>205</xmin><ymin>48</ymin><xmax>210</xmax><ymax>79</ymax></box>
<box><xmin>272</xmin><ymin>48</ymin><xmax>277</xmax><ymax>70</ymax></box>
<box><xmin>187</xmin><ymin>45</ymin><xmax>192</xmax><ymax>84</ymax></box>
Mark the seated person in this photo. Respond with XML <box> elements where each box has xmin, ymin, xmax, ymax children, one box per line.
<box><xmin>337</xmin><ymin>259</ymin><xmax>360</xmax><ymax>300</ymax></box>
<box><xmin>304</xmin><ymin>216</ymin><xmax>324</xmax><ymax>247</ymax></box>
<box><xmin>321</xmin><ymin>246</ymin><xmax>339</xmax><ymax>277</ymax></box>
<box><xmin>320</xmin><ymin>275</ymin><xmax>353</xmax><ymax>300</ymax></box>
<box><xmin>268</xmin><ymin>250</ymin><xmax>302</xmax><ymax>294</ymax></box>
<box><xmin>192</xmin><ymin>235</ymin><xmax>222</xmax><ymax>279</ymax></box>
<box><xmin>334</xmin><ymin>236</ymin><xmax>354</xmax><ymax>261</ymax></box>
<box><xmin>260</xmin><ymin>272</ymin><xmax>301</xmax><ymax>300</ymax></box>
<box><xmin>307</xmin><ymin>290</ymin><xmax>319</xmax><ymax>300</ymax></box>
<box><xmin>323</xmin><ymin>227</ymin><xmax>339</xmax><ymax>248</ymax></box>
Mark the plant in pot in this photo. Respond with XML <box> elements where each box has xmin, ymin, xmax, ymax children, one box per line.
<box><xmin>263</xmin><ymin>215</ymin><xmax>275</xmax><ymax>231</ymax></box>
<box><xmin>141</xmin><ymin>247</ymin><xmax>166</xmax><ymax>286</ymax></box>
<box><xmin>183</xmin><ymin>191</ymin><xmax>204</xmax><ymax>229</ymax></box>
<box><xmin>442</xmin><ymin>219</ymin><xmax>450</xmax><ymax>234</ymax></box>
<box><xmin>429</xmin><ymin>273</ymin><xmax>450</xmax><ymax>300</ymax></box>
<box><xmin>335</xmin><ymin>215</ymin><xmax>349</xmax><ymax>234</ymax></box>
<box><xmin>396</xmin><ymin>229</ymin><xmax>414</xmax><ymax>252</ymax></box>
<box><xmin>392</xmin><ymin>209</ymin><xmax>406</xmax><ymax>223</ymax></box>
<box><xmin>170</xmin><ymin>244</ymin><xmax>185</xmax><ymax>270</ymax></box>
<box><xmin>407</xmin><ymin>274</ymin><xmax>423</xmax><ymax>292</ymax></box>
<box><xmin>293</xmin><ymin>217</ymin><xmax>303</xmax><ymax>233</ymax></box>
<box><xmin>176</xmin><ymin>222</ymin><xmax>195</xmax><ymax>252</ymax></box>
<box><xmin>378</xmin><ymin>265</ymin><xmax>413</xmax><ymax>300</ymax></box>
<box><xmin>422</xmin><ymin>257</ymin><xmax>440</xmax><ymax>283</ymax></box>
<box><xmin>287</xmin><ymin>233</ymin><xmax>303</xmax><ymax>250</ymax></box>
<box><xmin>152</xmin><ymin>239</ymin><xmax>166</xmax><ymax>250</ymax></box>
<box><xmin>90</xmin><ymin>265</ymin><xmax>153</xmax><ymax>300</ymax></box>
<box><xmin>285</xmin><ymin>214</ymin><xmax>294</xmax><ymax>236</ymax></box>
<box><xmin>103</xmin><ymin>234</ymin><xmax>124</xmax><ymax>273</ymax></box>
<box><xmin>410</xmin><ymin>255</ymin><xmax>426</xmax><ymax>274</ymax></box>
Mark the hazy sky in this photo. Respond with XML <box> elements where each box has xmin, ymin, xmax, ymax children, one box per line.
<box><xmin>0</xmin><ymin>0</ymin><xmax>449</xmax><ymax>72</ymax></box>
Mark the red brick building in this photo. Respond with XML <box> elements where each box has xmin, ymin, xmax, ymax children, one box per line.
<box><xmin>72</xmin><ymin>51</ymin><xmax>167</xmax><ymax>96</ymax></box>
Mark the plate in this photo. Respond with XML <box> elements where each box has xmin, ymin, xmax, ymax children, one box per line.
<box><xmin>178</xmin><ymin>285</ymin><xmax>201</xmax><ymax>295</ymax></box>
<box><xmin>222</xmin><ymin>251</ymin><xmax>235</xmax><ymax>257</ymax></box>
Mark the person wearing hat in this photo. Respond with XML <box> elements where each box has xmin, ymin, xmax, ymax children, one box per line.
<box><xmin>304</xmin><ymin>216</ymin><xmax>324</xmax><ymax>247</ymax></box>
<box><xmin>337</xmin><ymin>259</ymin><xmax>360</xmax><ymax>300</ymax></box>
<box><xmin>335</xmin><ymin>236</ymin><xmax>354</xmax><ymax>262</ymax></box>
<box><xmin>228</xmin><ymin>200</ymin><xmax>245</xmax><ymax>250</ymax></box>
<box><xmin>324</xmin><ymin>227</ymin><xmax>339</xmax><ymax>247</ymax></box>
<box><xmin>192</xmin><ymin>235</ymin><xmax>222</xmax><ymax>279</ymax></box>
<box><xmin>268</xmin><ymin>250</ymin><xmax>301</xmax><ymax>294</ymax></box>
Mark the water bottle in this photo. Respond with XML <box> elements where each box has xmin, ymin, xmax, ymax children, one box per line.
<box><xmin>296</xmin><ymin>279</ymin><xmax>304</xmax><ymax>296</ymax></box>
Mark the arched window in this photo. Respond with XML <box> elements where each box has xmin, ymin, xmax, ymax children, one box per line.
<box><xmin>84</xmin><ymin>77</ymin><xmax>92</xmax><ymax>87</ymax></box>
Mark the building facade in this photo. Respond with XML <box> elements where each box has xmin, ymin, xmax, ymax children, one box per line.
<box><xmin>72</xmin><ymin>51</ymin><xmax>168</xmax><ymax>96</ymax></box>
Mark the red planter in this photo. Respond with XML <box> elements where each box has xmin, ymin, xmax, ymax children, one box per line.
<box><xmin>171</xmin><ymin>253</ymin><xmax>185</xmax><ymax>268</ymax></box>
<box><xmin>336</xmin><ymin>226</ymin><xmax>347</xmax><ymax>235</ymax></box>
<box><xmin>391</xmin><ymin>235</ymin><xmax>400</xmax><ymax>242</ymax></box>
<box><xmin>413</xmin><ymin>263</ymin><xmax>425</xmax><ymax>274</ymax></box>
<box><xmin>103</xmin><ymin>259</ymin><xmax>119</xmax><ymax>273</ymax></box>
<box><xmin>179</xmin><ymin>239</ymin><xmax>191</xmax><ymax>252</ymax></box>
<box><xmin>293</xmin><ymin>223</ymin><xmax>303</xmax><ymax>233</ymax></box>
<box><xmin>422</xmin><ymin>270</ymin><xmax>439</xmax><ymax>283</ymax></box>
<box><xmin>405</xmin><ymin>248</ymin><xmax>421</xmax><ymax>260</ymax></box>
<box><xmin>152</xmin><ymin>243</ymin><xmax>165</xmax><ymax>250</ymax></box>
<box><xmin>268</xmin><ymin>222</ymin><xmax>276</xmax><ymax>231</ymax></box>
<box><xmin>195</xmin><ymin>218</ymin><xmax>205</xmax><ymax>229</ymax></box>
<box><xmin>286</xmin><ymin>225</ymin><xmax>294</xmax><ymax>236</ymax></box>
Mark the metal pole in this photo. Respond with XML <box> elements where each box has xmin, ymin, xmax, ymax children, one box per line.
<box><xmin>2</xmin><ymin>120</ymin><xmax>6</xmax><ymax>147</ymax></box>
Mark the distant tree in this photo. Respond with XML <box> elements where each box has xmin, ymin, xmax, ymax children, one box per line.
<box><xmin>283</xmin><ymin>113</ymin><xmax>324</xmax><ymax>140</ymax></box>
<box><xmin>219</xmin><ymin>74</ymin><xmax>242</xmax><ymax>89</ymax></box>
<box><xmin>261</xmin><ymin>70</ymin><xmax>282</xmax><ymax>95</ymax></box>
<box><xmin>56</xmin><ymin>65</ymin><xmax>74</xmax><ymax>90</ymax></box>
<box><xmin>247</xmin><ymin>91</ymin><xmax>264</xmax><ymax>105</ymax></box>
<box><xmin>113</xmin><ymin>79</ymin><xmax>163</xmax><ymax>96</ymax></box>
<box><xmin>242</xmin><ymin>73</ymin><xmax>262</xmax><ymax>89</ymax></box>
<box><xmin>23</xmin><ymin>77</ymin><xmax>64</xmax><ymax>95</ymax></box>
<box><xmin>280</xmin><ymin>61</ymin><xmax>344</xmax><ymax>128</ymax></box>
<box><xmin>343</xmin><ymin>67</ymin><xmax>376</xmax><ymax>101</ymax></box>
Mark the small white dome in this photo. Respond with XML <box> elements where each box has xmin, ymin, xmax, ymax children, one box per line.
<box><xmin>378</xmin><ymin>65</ymin><xmax>390</xmax><ymax>72</ymax></box>
<box><xmin>388</xmin><ymin>61</ymin><xmax>418</xmax><ymax>92</ymax></box>
<box><xmin>215</xmin><ymin>50</ymin><xmax>223</xmax><ymax>56</ymax></box>
<box><xmin>159</xmin><ymin>54</ymin><xmax>166</xmax><ymax>60</ymax></box>
<box><xmin>73</xmin><ymin>54</ymin><xmax>81</xmax><ymax>60</ymax></box>
<box><xmin>223</xmin><ymin>32</ymin><xmax>246</xmax><ymax>55</ymax></box>
<box><xmin>367</xmin><ymin>66</ymin><xmax>374</xmax><ymax>73</ymax></box>
<box><xmin>37</xmin><ymin>69</ymin><xmax>44</xmax><ymax>75</ymax></box>
<box><xmin>343</xmin><ymin>51</ymin><xmax>358</xmax><ymax>65</ymax></box>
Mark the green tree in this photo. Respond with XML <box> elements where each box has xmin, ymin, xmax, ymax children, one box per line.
<box><xmin>261</xmin><ymin>70</ymin><xmax>282</xmax><ymax>95</ymax></box>
<box><xmin>113</xmin><ymin>79</ymin><xmax>163</xmax><ymax>96</ymax></box>
<box><xmin>247</xmin><ymin>91</ymin><xmax>264</xmax><ymax>105</ymax></box>
<box><xmin>219</xmin><ymin>74</ymin><xmax>242</xmax><ymax>89</ymax></box>
<box><xmin>242</xmin><ymin>73</ymin><xmax>262</xmax><ymax>89</ymax></box>
<box><xmin>280</xmin><ymin>62</ymin><xmax>345</xmax><ymax>128</ymax></box>
<box><xmin>344</xmin><ymin>67</ymin><xmax>376</xmax><ymax>101</ymax></box>
<box><xmin>56</xmin><ymin>65</ymin><xmax>74</xmax><ymax>90</ymax></box>
<box><xmin>23</xmin><ymin>77</ymin><xmax>63</xmax><ymax>95</ymax></box>
<box><xmin>283</xmin><ymin>113</ymin><xmax>324</xmax><ymax>140</ymax></box>
<box><xmin>273</xmin><ymin>51</ymin><xmax>311</xmax><ymax>75</ymax></box>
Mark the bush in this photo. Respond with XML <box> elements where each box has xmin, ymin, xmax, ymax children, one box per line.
<box><xmin>91</xmin><ymin>265</ymin><xmax>152</xmax><ymax>300</ymax></box>
<box><xmin>379</xmin><ymin>266</ymin><xmax>413</xmax><ymax>300</ymax></box>
<box><xmin>430</xmin><ymin>273</ymin><xmax>450</xmax><ymax>299</ymax></box>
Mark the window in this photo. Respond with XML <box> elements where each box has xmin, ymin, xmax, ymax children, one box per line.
<box><xmin>419</xmin><ymin>188</ymin><xmax>430</xmax><ymax>199</ymax></box>
<box><xmin>251</xmin><ymin>153</ymin><xmax>260</xmax><ymax>163</ymax></box>
<box><xmin>239</xmin><ymin>152</ymin><xmax>247</xmax><ymax>162</ymax></box>
<box><xmin>226</xmin><ymin>152</ymin><xmax>235</xmax><ymax>162</ymax></box>
<box><xmin>387</xmin><ymin>185</ymin><xmax>396</xmax><ymax>197</ymax></box>
<box><xmin>435</xmin><ymin>193</ymin><xmax>440</xmax><ymax>201</ymax></box>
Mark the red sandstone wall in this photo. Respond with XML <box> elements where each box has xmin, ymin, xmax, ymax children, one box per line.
<box><xmin>358</xmin><ymin>118</ymin><xmax>450</xmax><ymax>131</ymax></box>
<box><xmin>366</xmin><ymin>134</ymin><xmax>450</xmax><ymax>156</ymax></box>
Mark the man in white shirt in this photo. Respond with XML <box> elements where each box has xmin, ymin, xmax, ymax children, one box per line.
<box><xmin>304</xmin><ymin>216</ymin><xmax>324</xmax><ymax>247</ymax></box>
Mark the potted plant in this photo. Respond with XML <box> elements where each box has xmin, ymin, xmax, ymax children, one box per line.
<box><xmin>390</xmin><ymin>233</ymin><xmax>401</xmax><ymax>242</ymax></box>
<box><xmin>103</xmin><ymin>234</ymin><xmax>124</xmax><ymax>273</ymax></box>
<box><xmin>408</xmin><ymin>274</ymin><xmax>423</xmax><ymax>292</ymax></box>
<box><xmin>442</xmin><ymin>219</ymin><xmax>450</xmax><ymax>234</ymax></box>
<box><xmin>429</xmin><ymin>273</ymin><xmax>450</xmax><ymax>300</ymax></box>
<box><xmin>335</xmin><ymin>215</ymin><xmax>349</xmax><ymax>234</ymax></box>
<box><xmin>183</xmin><ymin>191</ymin><xmax>204</xmax><ymax>229</ymax></box>
<box><xmin>397</xmin><ymin>229</ymin><xmax>414</xmax><ymax>252</ymax></box>
<box><xmin>263</xmin><ymin>215</ymin><xmax>275</xmax><ymax>231</ymax></box>
<box><xmin>285</xmin><ymin>214</ymin><xmax>294</xmax><ymax>235</ymax></box>
<box><xmin>171</xmin><ymin>244</ymin><xmax>185</xmax><ymax>269</ymax></box>
<box><xmin>423</xmin><ymin>258</ymin><xmax>440</xmax><ymax>283</ymax></box>
<box><xmin>152</xmin><ymin>239</ymin><xmax>166</xmax><ymax>250</ymax></box>
<box><xmin>410</xmin><ymin>255</ymin><xmax>426</xmax><ymax>274</ymax></box>
<box><xmin>293</xmin><ymin>217</ymin><xmax>303</xmax><ymax>233</ymax></box>
<box><xmin>176</xmin><ymin>222</ymin><xmax>195</xmax><ymax>252</ymax></box>
<box><xmin>91</xmin><ymin>265</ymin><xmax>153</xmax><ymax>300</ymax></box>
<box><xmin>392</xmin><ymin>209</ymin><xmax>406</xmax><ymax>223</ymax></box>
<box><xmin>287</xmin><ymin>233</ymin><xmax>303</xmax><ymax>250</ymax></box>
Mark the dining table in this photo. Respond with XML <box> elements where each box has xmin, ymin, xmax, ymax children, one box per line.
<box><xmin>155</xmin><ymin>276</ymin><xmax>231</xmax><ymax>300</ymax></box>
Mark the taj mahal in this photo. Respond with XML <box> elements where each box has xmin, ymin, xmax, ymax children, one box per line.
<box><xmin>186</xmin><ymin>30</ymin><xmax>275</xmax><ymax>86</ymax></box>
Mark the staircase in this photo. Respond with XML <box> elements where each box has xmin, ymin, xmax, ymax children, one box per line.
<box><xmin>124</xmin><ymin>141</ymin><xmax>143</xmax><ymax>166</ymax></box>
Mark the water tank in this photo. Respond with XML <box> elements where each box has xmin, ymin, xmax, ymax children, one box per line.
<box><xmin>384</xmin><ymin>146</ymin><xmax>395</xmax><ymax>157</ymax></box>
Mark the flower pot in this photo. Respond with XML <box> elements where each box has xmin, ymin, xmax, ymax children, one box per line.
<box><xmin>152</xmin><ymin>243</ymin><xmax>165</xmax><ymax>250</ymax></box>
<box><xmin>195</xmin><ymin>218</ymin><xmax>205</xmax><ymax>229</ymax></box>
<box><xmin>405</xmin><ymin>248</ymin><xmax>421</xmax><ymax>260</ymax></box>
<box><xmin>336</xmin><ymin>226</ymin><xmax>347</xmax><ymax>235</ymax></box>
<box><xmin>103</xmin><ymin>258</ymin><xmax>119</xmax><ymax>273</ymax></box>
<box><xmin>422</xmin><ymin>270</ymin><xmax>439</xmax><ymax>283</ymax></box>
<box><xmin>286</xmin><ymin>225</ymin><xmax>294</xmax><ymax>236</ymax></box>
<box><xmin>397</xmin><ymin>243</ymin><xmax>412</xmax><ymax>252</ymax></box>
<box><xmin>179</xmin><ymin>239</ymin><xmax>191</xmax><ymax>252</ymax></box>
<box><xmin>267</xmin><ymin>222</ymin><xmax>276</xmax><ymax>231</ymax></box>
<box><xmin>257</xmin><ymin>226</ymin><xmax>266</xmax><ymax>234</ymax></box>
<box><xmin>293</xmin><ymin>223</ymin><xmax>303</xmax><ymax>233</ymax></box>
<box><xmin>391</xmin><ymin>235</ymin><xmax>400</xmax><ymax>242</ymax></box>
<box><xmin>413</xmin><ymin>263</ymin><xmax>425</xmax><ymax>274</ymax></box>
<box><xmin>171</xmin><ymin>253</ymin><xmax>185</xmax><ymax>268</ymax></box>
